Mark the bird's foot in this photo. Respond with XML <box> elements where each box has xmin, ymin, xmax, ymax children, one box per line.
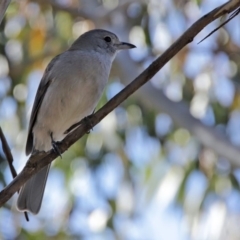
<box><xmin>81</xmin><ymin>115</ymin><xmax>94</xmax><ymax>134</ymax></box>
<box><xmin>50</xmin><ymin>132</ymin><xmax>62</xmax><ymax>158</ymax></box>
<box><xmin>64</xmin><ymin>110</ymin><xmax>95</xmax><ymax>134</ymax></box>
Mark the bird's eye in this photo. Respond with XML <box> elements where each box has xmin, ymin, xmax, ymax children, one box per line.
<box><xmin>104</xmin><ymin>36</ymin><xmax>111</xmax><ymax>42</ymax></box>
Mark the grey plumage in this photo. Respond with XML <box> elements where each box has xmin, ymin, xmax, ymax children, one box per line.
<box><xmin>17</xmin><ymin>29</ymin><xmax>135</xmax><ymax>214</ymax></box>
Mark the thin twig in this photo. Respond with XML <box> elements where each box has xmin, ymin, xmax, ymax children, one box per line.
<box><xmin>0</xmin><ymin>128</ymin><xmax>17</xmax><ymax>178</ymax></box>
<box><xmin>198</xmin><ymin>7</ymin><xmax>240</xmax><ymax>43</ymax></box>
<box><xmin>0</xmin><ymin>128</ymin><xmax>29</xmax><ymax>221</ymax></box>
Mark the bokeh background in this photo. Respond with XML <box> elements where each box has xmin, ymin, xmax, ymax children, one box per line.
<box><xmin>0</xmin><ymin>0</ymin><xmax>240</xmax><ymax>239</ymax></box>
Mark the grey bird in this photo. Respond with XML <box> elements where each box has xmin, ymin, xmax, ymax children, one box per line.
<box><xmin>17</xmin><ymin>29</ymin><xmax>135</xmax><ymax>214</ymax></box>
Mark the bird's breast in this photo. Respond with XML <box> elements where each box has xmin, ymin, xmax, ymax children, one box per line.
<box><xmin>34</xmin><ymin>50</ymin><xmax>112</xmax><ymax>144</ymax></box>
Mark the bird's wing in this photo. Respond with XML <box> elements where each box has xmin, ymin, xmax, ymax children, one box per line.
<box><xmin>25</xmin><ymin>55</ymin><xmax>60</xmax><ymax>155</ymax></box>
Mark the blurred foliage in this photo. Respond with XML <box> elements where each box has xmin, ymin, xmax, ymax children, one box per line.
<box><xmin>0</xmin><ymin>0</ymin><xmax>240</xmax><ymax>239</ymax></box>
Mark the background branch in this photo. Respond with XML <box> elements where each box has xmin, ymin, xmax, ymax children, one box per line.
<box><xmin>0</xmin><ymin>0</ymin><xmax>240</xmax><ymax>207</ymax></box>
<box><xmin>0</xmin><ymin>0</ymin><xmax>11</xmax><ymax>25</ymax></box>
<box><xmin>116</xmin><ymin>53</ymin><xmax>240</xmax><ymax>168</ymax></box>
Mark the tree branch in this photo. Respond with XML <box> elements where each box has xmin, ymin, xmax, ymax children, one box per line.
<box><xmin>1</xmin><ymin>0</ymin><xmax>240</xmax><ymax>207</ymax></box>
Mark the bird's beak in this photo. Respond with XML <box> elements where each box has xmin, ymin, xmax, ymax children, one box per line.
<box><xmin>116</xmin><ymin>42</ymin><xmax>136</xmax><ymax>50</ymax></box>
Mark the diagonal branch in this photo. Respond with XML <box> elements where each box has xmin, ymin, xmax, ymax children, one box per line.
<box><xmin>0</xmin><ymin>0</ymin><xmax>240</xmax><ymax>207</ymax></box>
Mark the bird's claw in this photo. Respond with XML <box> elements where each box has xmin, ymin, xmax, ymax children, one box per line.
<box><xmin>80</xmin><ymin>115</ymin><xmax>94</xmax><ymax>134</ymax></box>
<box><xmin>64</xmin><ymin>111</ymin><xmax>95</xmax><ymax>134</ymax></box>
<box><xmin>50</xmin><ymin>132</ymin><xmax>62</xmax><ymax>158</ymax></box>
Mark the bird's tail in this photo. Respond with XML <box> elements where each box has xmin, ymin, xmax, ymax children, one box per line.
<box><xmin>17</xmin><ymin>164</ymin><xmax>51</xmax><ymax>214</ymax></box>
